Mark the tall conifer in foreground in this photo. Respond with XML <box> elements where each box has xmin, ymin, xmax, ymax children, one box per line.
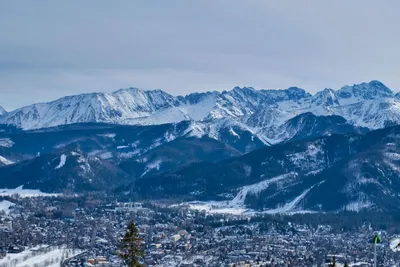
<box><xmin>118</xmin><ymin>220</ymin><xmax>144</xmax><ymax>267</ymax></box>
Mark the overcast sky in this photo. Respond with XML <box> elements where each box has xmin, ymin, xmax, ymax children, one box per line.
<box><xmin>1</xmin><ymin>1</ymin><xmax>400</xmax><ymax>110</ymax></box>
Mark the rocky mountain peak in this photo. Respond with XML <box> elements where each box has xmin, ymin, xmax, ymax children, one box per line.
<box><xmin>337</xmin><ymin>80</ymin><xmax>393</xmax><ymax>101</ymax></box>
<box><xmin>312</xmin><ymin>88</ymin><xmax>339</xmax><ymax>106</ymax></box>
<box><xmin>0</xmin><ymin>106</ymin><xmax>6</xmax><ymax>116</ymax></box>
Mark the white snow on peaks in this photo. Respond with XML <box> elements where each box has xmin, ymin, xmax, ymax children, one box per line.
<box><xmin>0</xmin><ymin>200</ymin><xmax>15</xmax><ymax>214</ymax></box>
<box><xmin>0</xmin><ymin>80</ymin><xmax>398</xmax><ymax>140</ymax></box>
<box><xmin>0</xmin><ymin>138</ymin><xmax>14</xmax><ymax>147</ymax></box>
<box><xmin>0</xmin><ymin>88</ymin><xmax>176</xmax><ymax>130</ymax></box>
<box><xmin>0</xmin><ymin>155</ymin><xmax>14</xmax><ymax>165</ymax></box>
<box><xmin>124</xmin><ymin>106</ymin><xmax>191</xmax><ymax>126</ymax></box>
<box><xmin>55</xmin><ymin>154</ymin><xmax>67</xmax><ymax>169</ymax></box>
<box><xmin>180</xmin><ymin>94</ymin><xmax>218</xmax><ymax>121</ymax></box>
<box><xmin>0</xmin><ymin>186</ymin><xmax>60</xmax><ymax>198</ymax></box>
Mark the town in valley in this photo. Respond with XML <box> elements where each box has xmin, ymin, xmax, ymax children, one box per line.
<box><xmin>1</xmin><ymin>193</ymin><xmax>400</xmax><ymax>267</ymax></box>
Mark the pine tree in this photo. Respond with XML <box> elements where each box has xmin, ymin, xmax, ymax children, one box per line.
<box><xmin>118</xmin><ymin>220</ymin><xmax>144</xmax><ymax>267</ymax></box>
<box><xmin>328</xmin><ymin>256</ymin><xmax>336</xmax><ymax>267</ymax></box>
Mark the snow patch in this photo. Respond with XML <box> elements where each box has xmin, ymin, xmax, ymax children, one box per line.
<box><xmin>385</xmin><ymin>152</ymin><xmax>400</xmax><ymax>160</ymax></box>
<box><xmin>0</xmin><ymin>200</ymin><xmax>15</xmax><ymax>214</ymax></box>
<box><xmin>0</xmin><ymin>138</ymin><xmax>14</xmax><ymax>147</ymax></box>
<box><xmin>97</xmin><ymin>151</ymin><xmax>113</xmax><ymax>159</ymax></box>
<box><xmin>385</xmin><ymin>160</ymin><xmax>400</xmax><ymax>173</ymax></box>
<box><xmin>124</xmin><ymin>106</ymin><xmax>191</xmax><ymax>126</ymax></box>
<box><xmin>0</xmin><ymin>245</ymin><xmax>83</xmax><ymax>267</ymax></box>
<box><xmin>390</xmin><ymin>238</ymin><xmax>400</xmax><ymax>252</ymax></box>
<box><xmin>0</xmin><ymin>186</ymin><xmax>60</xmax><ymax>198</ymax></box>
<box><xmin>54</xmin><ymin>154</ymin><xmax>67</xmax><ymax>169</ymax></box>
<box><xmin>119</xmin><ymin>151</ymin><xmax>140</xmax><ymax>159</ymax></box>
<box><xmin>186</xmin><ymin>201</ymin><xmax>248</xmax><ymax>215</ymax></box>
<box><xmin>344</xmin><ymin>200</ymin><xmax>372</xmax><ymax>212</ymax></box>
<box><xmin>286</xmin><ymin>143</ymin><xmax>324</xmax><ymax>172</ymax></box>
<box><xmin>185</xmin><ymin>122</ymin><xmax>206</xmax><ymax>138</ymax></box>
<box><xmin>229</xmin><ymin>128</ymin><xmax>240</xmax><ymax>138</ymax></box>
<box><xmin>305</xmin><ymin>169</ymin><xmax>323</xmax><ymax>176</ymax></box>
<box><xmin>78</xmin><ymin>156</ymin><xmax>92</xmax><ymax>174</ymax></box>
<box><xmin>97</xmin><ymin>133</ymin><xmax>116</xmax><ymax>139</ymax></box>
<box><xmin>141</xmin><ymin>160</ymin><xmax>162</xmax><ymax>177</ymax></box>
<box><xmin>0</xmin><ymin>155</ymin><xmax>14</xmax><ymax>165</ymax></box>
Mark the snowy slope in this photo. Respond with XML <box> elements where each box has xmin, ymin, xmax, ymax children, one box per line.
<box><xmin>136</xmin><ymin>125</ymin><xmax>400</xmax><ymax>213</ymax></box>
<box><xmin>0</xmin><ymin>88</ymin><xmax>177</xmax><ymax>130</ymax></box>
<box><xmin>0</xmin><ymin>246</ymin><xmax>82</xmax><ymax>267</ymax></box>
<box><xmin>246</xmin><ymin>80</ymin><xmax>400</xmax><ymax>143</ymax></box>
<box><xmin>0</xmin><ymin>155</ymin><xmax>14</xmax><ymax>166</ymax></box>
<box><xmin>123</xmin><ymin>106</ymin><xmax>191</xmax><ymax>125</ymax></box>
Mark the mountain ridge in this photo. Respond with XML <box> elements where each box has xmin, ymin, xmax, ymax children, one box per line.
<box><xmin>1</xmin><ymin>80</ymin><xmax>399</xmax><ymax>148</ymax></box>
<box><xmin>0</xmin><ymin>106</ymin><xmax>6</xmax><ymax>116</ymax></box>
<box><xmin>132</xmin><ymin>125</ymin><xmax>400</xmax><ymax>213</ymax></box>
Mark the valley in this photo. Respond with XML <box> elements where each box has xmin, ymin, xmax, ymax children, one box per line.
<box><xmin>2</xmin><ymin>81</ymin><xmax>400</xmax><ymax>266</ymax></box>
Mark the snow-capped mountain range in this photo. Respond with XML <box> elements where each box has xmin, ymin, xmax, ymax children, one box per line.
<box><xmin>1</xmin><ymin>80</ymin><xmax>399</xmax><ymax>144</ymax></box>
<box><xmin>2</xmin><ymin>80</ymin><xmax>400</xmax><ymax>213</ymax></box>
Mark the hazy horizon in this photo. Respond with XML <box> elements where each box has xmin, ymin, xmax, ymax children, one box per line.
<box><xmin>1</xmin><ymin>0</ymin><xmax>400</xmax><ymax>110</ymax></box>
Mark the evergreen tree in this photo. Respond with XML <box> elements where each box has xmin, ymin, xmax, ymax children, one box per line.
<box><xmin>328</xmin><ymin>256</ymin><xmax>336</xmax><ymax>267</ymax></box>
<box><xmin>118</xmin><ymin>220</ymin><xmax>144</xmax><ymax>267</ymax></box>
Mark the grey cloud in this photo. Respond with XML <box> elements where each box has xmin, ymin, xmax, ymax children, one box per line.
<box><xmin>0</xmin><ymin>0</ymin><xmax>400</xmax><ymax>110</ymax></box>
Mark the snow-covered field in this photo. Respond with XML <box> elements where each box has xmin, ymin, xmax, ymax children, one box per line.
<box><xmin>186</xmin><ymin>201</ymin><xmax>249</xmax><ymax>215</ymax></box>
<box><xmin>0</xmin><ymin>186</ymin><xmax>60</xmax><ymax>198</ymax></box>
<box><xmin>183</xmin><ymin>200</ymin><xmax>317</xmax><ymax>216</ymax></box>
<box><xmin>390</xmin><ymin>238</ymin><xmax>400</xmax><ymax>252</ymax></box>
<box><xmin>0</xmin><ymin>246</ymin><xmax>82</xmax><ymax>267</ymax></box>
<box><xmin>0</xmin><ymin>200</ymin><xmax>15</xmax><ymax>214</ymax></box>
